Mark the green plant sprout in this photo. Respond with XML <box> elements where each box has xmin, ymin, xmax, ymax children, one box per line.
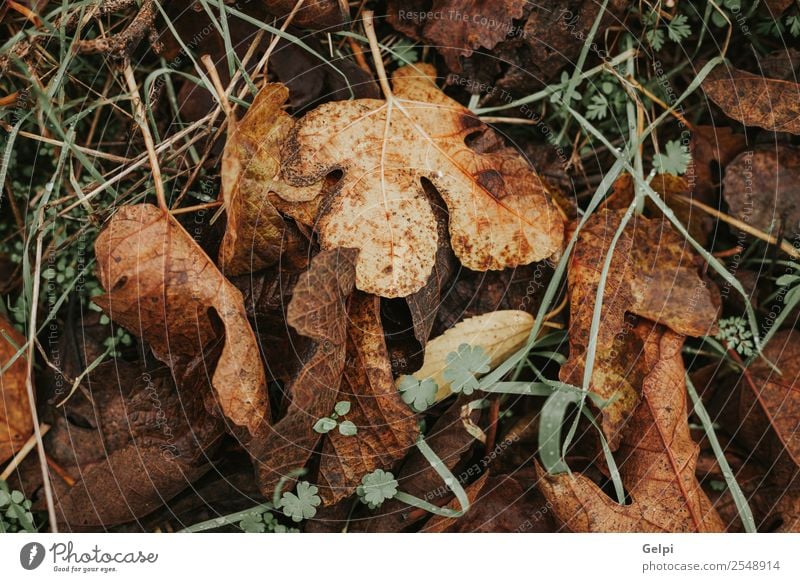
<box><xmin>313</xmin><ymin>400</ymin><xmax>358</xmax><ymax>436</ymax></box>
<box><xmin>356</xmin><ymin>436</ymin><xmax>470</xmax><ymax>518</ymax></box>
<box><xmin>0</xmin><ymin>480</ymin><xmax>38</xmax><ymax>533</ymax></box>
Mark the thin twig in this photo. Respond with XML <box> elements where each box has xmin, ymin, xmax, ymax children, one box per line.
<box><xmin>676</xmin><ymin>194</ymin><xmax>800</xmax><ymax>259</ymax></box>
<box><xmin>25</xmin><ymin>205</ymin><xmax>58</xmax><ymax>532</ymax></box>
<box><xmin>0</xmin><ymin>423</ymin><xmax>51</xmax><ymax>481</ymax></box>
<box><xmin>122</xmin><ymin>61</ymin><xmax>167</xmax><ymax>211</ymax></box>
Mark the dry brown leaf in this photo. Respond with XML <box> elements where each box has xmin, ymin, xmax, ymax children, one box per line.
<box><xmin>262</xmin><ymin>0</ymin><xmax>349</xmax><ymax>30</ymax></box>
<box><xmin>422</xmin><ymin>471</ymin><xmax>555</xmax><ymax>532</ymax></box>
<box><xmin>318</xmin><ymin>293</ymin><xmax>419</xmax><ymax>504</ymax></box>
<box><xmin>387</xmin><ymin>0</ymin><xmax>527</xmax><ymax>73</ymax></box>
<box><xmin>689</xmin><ymin>125</ymin><xmax>747</xmax><ymax>200</ymax></box>
<box><xmin>538</xmin><ymin>322</ymin><xmax>724</xmax><ymax>532</ymax></box>
<box><xmin>403</xmin><ymin>310</ymin><xmax>534</xmax><ymax>402</ymax></box>
<box><xmin>723</xmin><ymin>145</ymin><xmax>800</xmax><ymax>239</ymax></box>
<box><xmin>94</xmin><ymin>204</ymin><xmax>269</xmax><ymax>435</ymax></box>
<box><xmin>279</xmin><ymin>63</ymin><xmax>564</xmax><ymax>298</ymax></box>
<box><xmin>54</xmin><ymin>361</ymin><xmax>223</xmax><ymax>528</ymax></box>
<box><xmin>561</xmin><ymin>209</ymin><xmax>719</xmax><ymax>448</ymax></box>
<box><xmin>0</xmin><ymin>315</ymin><xmax>31</xmax><ymax>465</ymax></box>
<box><xmin>219</xmin><ymin>84</ymin><xmax>320</xmax><ymax>275</ymax></box>
<box><xmin>702</xmin><ymin>65</ymin><xmax>800</xmax><ymax>134</ymax></box>
<box><xmin>731</xmin><ymin>329</ymin><xmax>800</xmax><ymax>487</ymax></box>
<box><xmin>250</xmin><ymin>248</ymin><xmax>358</xmax><ymax>495</ymax></box>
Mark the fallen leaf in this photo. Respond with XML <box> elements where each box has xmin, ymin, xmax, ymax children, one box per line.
<box><xmin>279</xmin><ymin>63</ymin><xmax>564</xmax><ymax>298</ymax></box>
<box><xmin>561</xmin><ymin>209</ymin><xmax>719</xmax><ymax>448</ymax></box>
<box><xmin>405</xmin><ymin>188</ymin><xmax>457</xmax><ymax>346</ymax></box>
<box><xmin>219</xmin><ymin>83</ymin><xmax>322</xmax><ymax>276</ymax></box>
<box><xmin>423</xmin><ymin>471</ymin><xmax>555</xmax><ymax>532</ymax></box>
<box><xmin>54</xmin><ymin>361</ymin><xmax>224</xmax><ymax>528</ymax></box>
<box><xmin>270</xmin><ymin>36</ymin><xmax>379</xmax><ymax>113</ymax></box>
<box><xmin>262</xmin><ymin>0</ymin><xmax>350</xmax><ymax>30</ymax></box>
<box><xmin>538</xmin><ymin>321</ymin><xmax>724</xmax><ymax>532</ymax></box>
<box><xmin>689</xmin><ymin>124</ymin><xmax>747</xmax><ymax>200</ymax></box>
<box><xmin>723</xmin><ymin>145</ymin><xmax>800</xmax><ymax>239</ymax></box>
<box><xmin>731</xmin><ymin>329</ymin><xmax>800</xmax><ymax>487</ymax></box>
<box><xmin>94</xmin><ymin>204</ymin><xmax>269</xmax><ymax>435</ymax></box>
<box><xmin>0</xmin><ymin>315</ymin><xmax>30</xmax><ymax>465</ymax></box>
<box><xmin>702</xmin><ymin>65</ymin><xmax>800</xmax><ymax>134</ymax></box>
<box><xmin>404</xmin><ymin>310</ymin><xmax>534</xmax><ymax>402</ymax></box>
<box><xmin>318</xmin><ymin>293</ymin><xmax>419</xmax><ymax>504</ymax></box>
<box><xmin>387</xmin><ymin>0</ymin><xmax>528</xmax><ymax>73</ymax></box>
<box><xmin>388</xmin><ymin>1</ymin><xmax>626</xmax><ymax>95</ymax></box>
<box><xmin>250</xmin><ymin>248</ymin><xmax>358</xmax><ymax>496</ymax></box>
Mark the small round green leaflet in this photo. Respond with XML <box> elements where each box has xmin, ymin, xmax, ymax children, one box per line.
<box><xmin>357</xmin><ymin>436</ymin><xmax>471</xmax><ymax>518</ymax></box>
<box><xmin>338</xmin><ymin>420</ymin><xmax>358</xmax><ymax>436</ymax></box>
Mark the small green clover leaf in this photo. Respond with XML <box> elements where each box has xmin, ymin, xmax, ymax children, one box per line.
<box><xmin>278</xmin><ymin>481</ymin><xmax>321</xmax><ymax>523</ymax></box>
<box><xmin>334</xmin><ymin>401</ymin><xmax>351</xmax><ymax>416</ymax></box>
<box><xmin>443</xmin><ymin>344</ymin><xmax>490</xmax><ymax>395</ymax></box>
<box><xmin>357</xmin><ymin>469</ymin><xmax>398</xmax><ymax>509</ymax></box>
<box><xmin>239</xmin><ymin>511</ymin><xmax>267</xmax><ymax>533</ymax></box>
<box><xmin>338</xmin><ymin>420</ymin><xmax>357</xmax><ymax>436</ymax></box>
<box><xmin>313</xmin><ymin>417</ymin><xmax>337</xmax><ymax>434</ymax></box>
<box><xmin>313</xmin><ymin>401</ymin><xmax>357</xmax><ymax>435</ymax></box>
<box><xmin>397</xmin><ymin>375</ymin><xmax>438</xmax><ymax>412</ymax></box>
<box><xmin>653</xmin><ymin>139</ymin><xmax>690</xmax><ymax>176</ymax></box>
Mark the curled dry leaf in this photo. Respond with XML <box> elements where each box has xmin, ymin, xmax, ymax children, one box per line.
<box><xmin>538</xmin><ymin>322</ymin><xmax>724</xmax><ymax>532</ymax></box>
<box><xmin>54</xmin><ymin>361</ymin><xmax>224</xmax><ymax>528</ymax></box>
<box><xmin>729</xmin><ymin>329</ymin><xmax>800</xmax><ymax>487</ymax></box>
<box><xmin>702</xmin><ymin>65</ymin><xmax>800</xmax><ymax>134</ymax></box>
<box><xmin>279</xmin><ymin>63</ymin><xmax>564</xmax><ymax>298</ymax></box>
<box><xmin>94</xmin><ymin>204</ymin><xmax>268</xmax><ymax>435</ymax></box>
<box><xmin>219</xmin><ymin>83</ymin><xmax>320</xmax><ymax>276</ymax></box>
<box><xmin>562</xmin><ymin>209</ymin><xmax>719</xmax><ymax>448</ymax></box>
<box><xmin>250</xmin><ymin>248</ymin><xmax>358</xmax><ymax>495</ymax></box>
<box><xmin>318</xmin><ymin>293</ymin><xmax>419</xmax><ymax>504</ymax></box>
<box><xmin>0</xmin><ymin>315</ymin><xmax>31</xmax><ymax>465</ymax></box>
<box><xmin>262</xmin><ymin>0</ymin><xmax>350</xmax><ymax>30</ymax></box>
<box><xmin>723</xmin><ymin>145</ymin><xmax>800</xmax><ymax>239</ymax></box>
<box><xmin>402</xmin><ymin>310</ymin><xmax>534</xmax><ymax>402</ymax></box>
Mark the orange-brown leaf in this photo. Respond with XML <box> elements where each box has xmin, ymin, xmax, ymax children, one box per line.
<box><xmin>0</xmin><ymin>316</ymin><xmax>31</xmax><ymax>464</ymax></box>
<box><xmin>318</xmin><ymin>293</ymin><xmax>419</xmax><ymax>504</ymax></box>
<box><xmin>280</xmin><ymin>63</ymin><xmax>564</xmax><ymax>298</ymax></box>
<box><xmin>539</xmin><ymin>322</ymin><xmax>724</xmax><ymax>532</ymax></box>
<box><xmin>94</xmin><ymin>204</ymin><xmax>268</xmax><ymax>435</ymax></box>
<box><xmin>702</xmin><ymin>65</ymin><xmax>800</xmax><ymax>134</ymax></box>
<box><xmin>562</xmin><ymin>209</ymin><xmax>719</xmax><ymax>447</ymax></box>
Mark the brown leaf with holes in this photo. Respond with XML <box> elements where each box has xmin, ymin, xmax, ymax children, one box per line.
<box><xmin>250</xmin><ymin>248</ymin><xmax>358</xmax><ymax>496</ymax></box>
<box><xmin>702</xmin><ymin>65</ymin><xmax>800</xmax><ymax>134</ymax></box>
<box><xmin>729</xmin><ymin>329</ymin><xmax>800</xmax><ymax>487</ymax></box>
<box><xmin>219</xmin><ymin>83</ymin><xmax>321</xmax><ymax>275</ymax></box>
<box><xmin>279</xmin><ymin>63</ymin><xmax>564</xmax><ymax>298</ymax></box>
<box><xmin>318</xmin><ymin>293</ymin><xmax>418</xmax><ymax>504</ymax></box>
<box><xmin>0</xmin><ymin>315</ymin><xmax>31</xmax><ymax>465</ymax></box>
<box><xmin>561</xmin><ymin>209</ymin><xmax>719</xmax><ymax>448</ymax></box>
<box><xmin>723</xmin><ymin>145</ymin><xmax>800</xmax><ymax>239</ymax></box>
<box><xmin>539</xmin><ymin>321</ymin><xmax>724</xmax><ymax>532</ymax></box>
<box><xmin>94</xmin><ymin>204</ymin><xmax>269</xmax><ymax>435</ymax></box>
